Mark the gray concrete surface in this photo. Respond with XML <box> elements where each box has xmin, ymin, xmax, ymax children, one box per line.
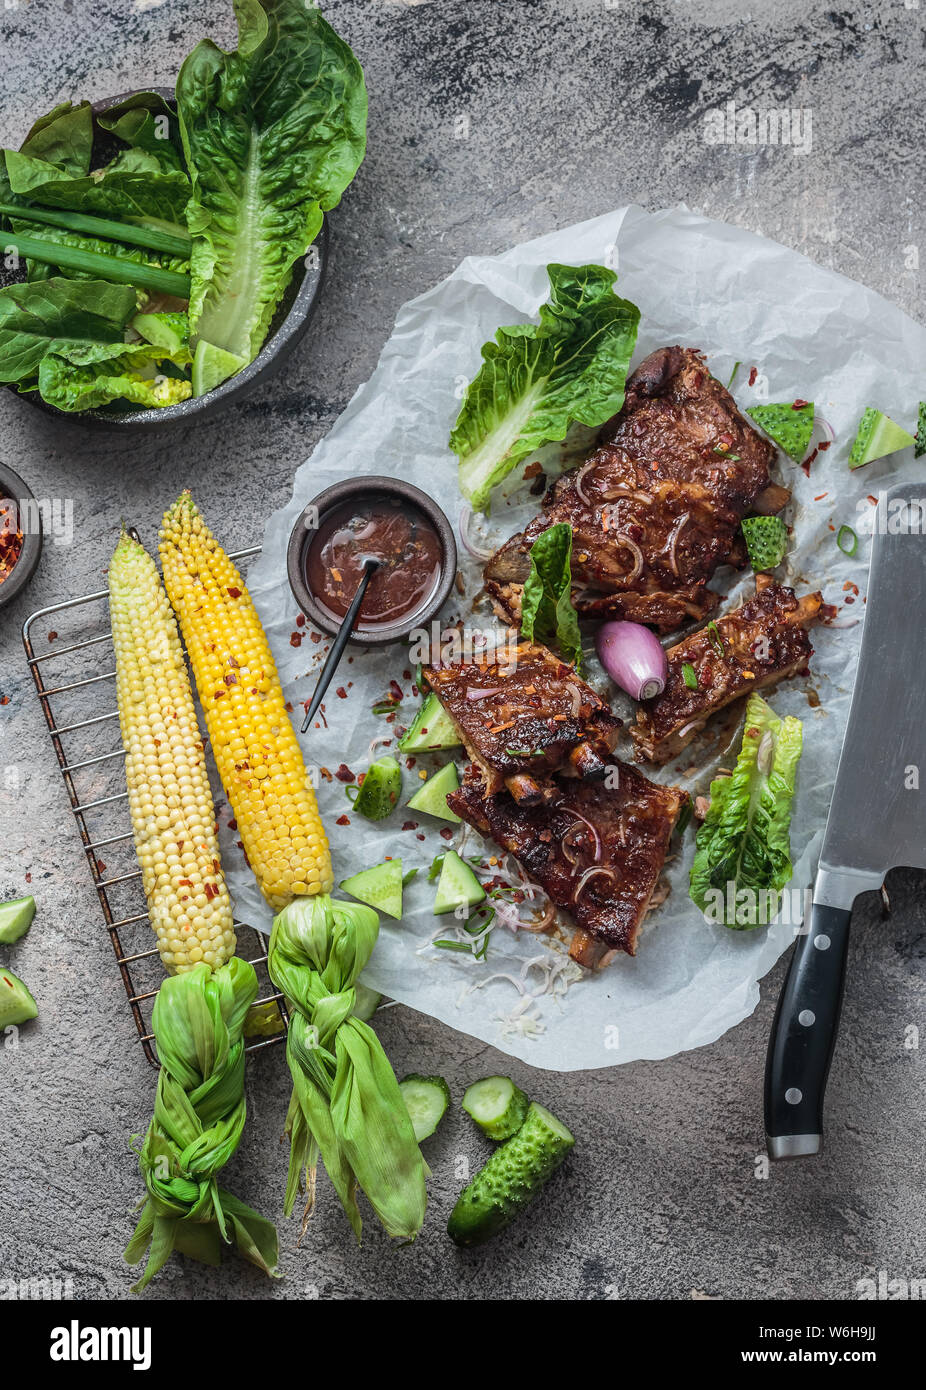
<box><xmin>1</xmin><ymin>0</ymin><xmax>925</xmax><ymax>1302</ymax></box>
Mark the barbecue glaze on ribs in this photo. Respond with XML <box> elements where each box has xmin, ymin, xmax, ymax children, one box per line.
<box><xmin>448</xmin><ymin>765</ymin><xmax>689</xmax><ymax>964</ymax></box>
<box><xmin>484</xmin><ymin>346</ymin><xmax>788</xmax><ymax>634</ymax></box>
<box><xmin>631</xmin><ymin>577</ymin><xmax>823</xmax><ymax>764</ymax></box>
<box><xmin>424</xmin><ymin>641</ymin><xmax>621</xmax><ymax>804</ymax></box>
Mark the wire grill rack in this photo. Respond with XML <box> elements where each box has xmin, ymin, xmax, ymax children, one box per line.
<box><xmin>21</xmin><ymin>543</ymin><xmax>289</xmax><ymax>1069</ymax></box>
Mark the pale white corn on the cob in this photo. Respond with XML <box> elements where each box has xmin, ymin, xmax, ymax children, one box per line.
<box><xmin>159</xmin><ymin>493</ymin><xmax>333</xmax><ymax>910</ymax></box>
<box><xmin>108</xmin><ymin>529</ymin><xmax>236</xmax><ymax>972</ymax></box>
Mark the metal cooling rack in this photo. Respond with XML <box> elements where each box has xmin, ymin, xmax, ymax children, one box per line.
<box><xmin>21</xmin><ymin>543</ymin><xmax>290</xmax><ymax>1068</ymax></box>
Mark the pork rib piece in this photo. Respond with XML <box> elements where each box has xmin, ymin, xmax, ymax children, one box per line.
<box><xmin>425</xmin><ymin>640</ymin><xmax>621</xmax><ymax>804</ymax></box>
<box><xmin>447</xmin><ymin>764</ymin><xmax>688</xmax><ymax>964</ymax></box>
<box><xmin>631</xmin><ymin>576</ymin><xmax>823</xmax><ymax>764</ymax></box>
<box><xmin>484</xmin><ymin>345</ymin><xmax>788</xmax><ymax>634</ymax></box>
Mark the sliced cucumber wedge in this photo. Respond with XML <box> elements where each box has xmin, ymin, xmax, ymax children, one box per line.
<box><xmin>340</xmin><ymin>859</ymin><xmax>404</xmax><ymax>919</ymax></box>
<box><xmin>398</xmin><ymin>692</ymin><xmax>462</xmax><ymax>753</ymax></box>
<box><xmin>349</xmin><ymin>756</ymin><xmax>402</xmax><ymax>820</ymax></box>
<box><xmin>747</xmin><ymin>401</ymin><xmax>814</xmax><ymax>462</ymax></box>
<box><xmin>849</xmin><ymin>407</ymin><xmax>915</xmax><ymax>469</ymax></box>
<box><xmin>406</xmin><ymin>761</ymin><xmax>461</xmax><ymax>822</ymax></box>
<box><xmin>400</xmin><ymin>1073</ymin><xmax>451</xmax><ymax>1142</ymax></box>
<box><xmin>0</xmin><ymin>894</ymin><xmax>35</xmax><ymax>945</ymax></box>
<box><xmin>433</xmin><ymin>850</ymin><xmax>486</xmax><ymax>915</ymax></box>
<box><xmin>0</xmin><ymin>968</ymin><xmax>37</xmax><ymax>1028</ymax></box>
<box><xmin>448</xmin><ymin>1101</ymin><xmax>575</xmax><ymax>1247</ymax></box>
<box><xmin>462</xmin><ymin>1075</ymin><xmax>530</xmax><ymax>1141</ymax></box>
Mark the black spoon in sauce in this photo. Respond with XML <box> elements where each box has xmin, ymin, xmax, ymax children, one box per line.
<box><xmin>301</xmin><ymin>556</ymin><xmax>379</xmax><ymax>733</ymax></box>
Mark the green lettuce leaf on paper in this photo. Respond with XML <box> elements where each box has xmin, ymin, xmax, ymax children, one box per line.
<box><xmin>175</xmin><ymin>0</ymin><xmax>367</xmax><ymax>362</ymax></box>
<box><xmin>690</xmin><ymin>693</ymin><xmax>803</xmax><ymax>929</ymax></box>
<box><xmin>520</xmin><ymin>522</ymin><xmax>583</xmax><ymax>670</ymax></box>
<box><xmin>451</xmin><ymin>262</ymin><xmax>640</xmax><ymax>513</ymax></box>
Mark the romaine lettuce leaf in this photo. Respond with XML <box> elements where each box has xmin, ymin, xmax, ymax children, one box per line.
<box><xmin>0</xmin><ymin>277</ymin><xmax>137</xmax><ymax>382</ymax></box>
<box><xmin>451</xmin><ymin>263</ymin><xmax>640</xmax><ymax>513</ymax></box>
<box><xmin>175</xmin><ymin>0</ymin><xmax>367</xmax><ymax>362</ymax></box>
<box><xmin>96</xmin><ymin>92</ymin><xmax>186</xmax><ymax>172</ymax></box>
<box><xmin>4</xmin><ymin>147</ymin><xmax>191</xmax><ymax>224</ymax></box>
<box><xmin>18</xmin><ymin>100</ymin><xmax>93</xmax><ymax>174</ymax></box>
<box><xmin>520</xmin><ymin>522</ymin><xmax>583</xmax><ymax>670</ymax></box>
<box><xmin>690</xmin><ymin>693</ymin><xmax>803</xmax><ymax>929</ymax></box>
<box><xmin>37</xmin><ymin>341</ymin><xmax>192</xmax><ymax>411</ymax></box>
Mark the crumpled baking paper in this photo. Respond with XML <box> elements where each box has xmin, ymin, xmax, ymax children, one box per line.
<box><xmin>225</xmin><ymin>204</ymin><xmax>925</xmax><ymax>1071</ymax></box>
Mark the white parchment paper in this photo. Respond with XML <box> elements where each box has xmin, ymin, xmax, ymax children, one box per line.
<box><xmin>226</xmin><ymin>204</ymin><xmax>926</xmax><ymax>1071</ymax></box>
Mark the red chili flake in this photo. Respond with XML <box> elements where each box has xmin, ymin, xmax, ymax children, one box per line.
<box><xmin>47</xmin><ymin>630</ymin><xmax>58</xmax><ymax>642</ymax></box>
<box><xmin>843</xmin><ymin>581</ymin><xmax>859</xmax><ymax>594</ymax></box>
<box><xmin>25</xmin><ymin>872</ymin><xmax>32</xmax><ymax>884</ymax></box>
<box><xmin>405</xmin><ymin>756</ymin><xmax>416</xmax><ymax>769</ymax></box>
<box><xmin>792</xmin><ymin>398</ymin><xmax>809</xmax><ymax>410</ymax></box>
<box><xmin>357</xmin><ymin>771</ymin><xmax>366</xmax><ymax>785</ymax></box>
<box><xmin>844</xmin><ymin>596</ymin><xmax>855</xmax><ymax>605</ymax></box>
<box><xmin>227</xmin><ymin>586</ymin><xmax>242</xmax><ymax>599</ymax></box>
<box><xmin>335</xmin><ymin>686</ymin><xmax>347</xmax><ymax>699</ymax></box>
<box><xmin>334</xmin><ymin>764</ymin><xmax>354</xmax><ymax>783</ymax></box>
<box><xmin>813</xmin><ymin>493</ymin><xmax>828</xmax><ymax>501</ymax></box>
<box><xmin>867</xmin><ymin>495</ymin><xmax>878</xmax><ymax>506</ymax></box>
<box><xmin>748</xmin><ymin>366</ymin><xmax>758</xmax><ymax>386</ymax></box>
<box><xmin>416</xmin><ymin>833</ymin><xmax>426</xmax><ymax>841</ymax></box>
<box><xmin>336</xmin><ymin>814</ymin><xmax>350</xmax><ymax>826</ymax></box>
<box><xmin>411</xmin><ymin>683</ymin><xmax>420</xmax><ymax>698</ymax></box>
<box><xmin>801</xmin><ymin>460</ymin><xmax>812</xmax><ymax>478</ymax></box>
<box><xmin>0</xmin><ymin>695</ymin><xmax>9</xmax><ymax>706</ymax></box>
<box><xmin>402</xmin><ymin>670</ymin><xmax>412</xmax><ymax>681</ymax></box>
<box><xmin>285</xmin><ymin>701</ymin><xmax>294</xmax><ymax>712</ymax></box>
<box><xmin>402</xmin><ymin>820</ymin><xmax>418</xmax><ymax>831</ymax></box>
<box><xmin>290</xmin><ymin>632</ymin><xmax>302</xmax><ymax>647</ymax></box>
<box><xmin>214</xmin><ymin>690</ymin><xmax>225</xmax><ymax>699</ymax></box>
<box><xmin>224</xmin><ymin>673</ymin><xmax>238</xmax><ymax>686</ymax></box>
<box><xmin>320</xmin><ymin>767</ymin><xmax>333</xmax><ymax>782</ymax></box>
<box><xmin>819</xmin><ymin>440</ymin><xmax>831</xmax><ymax>451</ymax></box>
<box><xmin>96</xmin><ymin>860</ymin><xmax>107</xmax><ymax>875</ymax></box>
<box><xmin>439</xmin><ymin>827</ymin><xmax>454</xmax><ymax>840</ymax></box>
<box><xmin>178</xmin><ymin>878</ymin><xmax>193</xmax><ymax>888</ymax></box>
<box><xmin>388</xmin><ymin>679</ymin><xmax>403</xmax><ymax>702</ymax></box>
<box><xmin>803</xmin><ymin>447</ymin><xmax>819</xmax><ymax>471</ymax></box>
<box><xmin>296</xmin><ymin>613</ymin><xmax>305</xmax><ymax>627</ymax></box>
<box><xmin>228</xmin><ymin>820</ymin><xmax>237</xmax><ymax>831</ymax></box>
<box><xmin>522</xmin><ymin>460</ymin><xmax>542</xmax><ymax>479</ymax></box>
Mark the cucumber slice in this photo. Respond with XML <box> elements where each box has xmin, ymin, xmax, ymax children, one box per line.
<box><xmin>406</xmin><ymin>761</ymin><xmax>461</xmax><ymax>822</ymax></box>
<box><xmin>740</xmin><ymin>515</ymin><xmax>788</xmax><ymax>572</ymax></box>
<box><xmin>398</xmin><ymin>693</ymin><xmax>462</xmax><ymax>753</ymax></box>
<box><xmin>849</xmin><ymin>407</ymin><xmax>915</xmax><ymax>469</ymax></box>
<box><xmin>462</xmin><ymin>1075</ymin><xmax>530</xmax><ymax>1141</ymax></box>
<box><xmin>191</xmin><ymin>339</ymin><xmax>247</xmax><ymax>397</ymax></box>
<box><xmin>747</xmin><ymin>401</ymin><xmax>814</xmax><ymax>462</ymax></box>
<box><xmin>348</xmin><ymin>756</ymin><xmax>402</xmax><ymax>820</ymax></box>
<box><xmin>448</xmin><ymin>1101</ymin><xmax>575</xmax><ymax>1247</ymax></box>
<box><xmin>0</xmin><ymin>968</ymin><xmax>37</xmax><ymax>1028</ymax></box>
<box><xmin>0</xmin><ymin>894</ymin><xmax>35</xmax><ymax>945</ymax></box>
<box><xmin>433</xmin><ymin>850</ymin><xmax>486</xmax><ymax>915</ymax></box>
<box><xmin>340</xmin><ymin>859</ymin><xmax>404</xmax><ymax>919</ymax></box>
<box><xmin>400</xmin><ymin>1073</ymin><xmax>451</xmax><ymax>1142</ymax></box>
<box><xmin>131</xmin><ymin>311</ymin><xmax>189</xmax><ymax>355</ymax></box>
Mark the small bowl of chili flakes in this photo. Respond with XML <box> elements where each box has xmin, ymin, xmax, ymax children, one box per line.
<box><xmin>0</xmin><ymin>462</ymin><xmax>43</xmax><ymax>611</ymax></box>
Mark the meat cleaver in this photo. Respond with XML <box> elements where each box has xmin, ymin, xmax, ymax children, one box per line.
<box><xmin>765</xmin><ymin>481</ymin><xmax>926</xmax><ymax>1158</ymax></box>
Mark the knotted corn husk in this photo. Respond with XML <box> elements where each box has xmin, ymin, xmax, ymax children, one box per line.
<box><xmin>268</xmin><ymin>894</ymin><xmax>427</xmax><ymax>1242</ymax></box>
<box><xmin>124</xmin><ymin>958</ymin><xmax>279</xmax><ymax>1291</ymax></box>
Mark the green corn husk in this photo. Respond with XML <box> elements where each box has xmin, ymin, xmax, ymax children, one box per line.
<box><xmin>124</xmin><ymin>958</ymin><xmax>279</xmax><ymax>1292</ymax></box>
<box><xmin>268</xmin><ymin>894</ymin><xmax>427</xmax><ymax>1243</ymax></box>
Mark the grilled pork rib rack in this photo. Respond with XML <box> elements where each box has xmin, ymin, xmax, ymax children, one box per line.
<box><xmin>631</xmin><ymin>578</ymin><xmax>824</xmax><ymax>764</ymax></box>
<box><xmin>448</xmin><ymin>765</ymin><xmax>689</xmax><ymax>966</ymax></box>
<box><xmin>424</xmin><ymin>641</ymin><xmax>621</xmax><ymax>805</ymax></box>
<box><xmin>485</xmin><ymin>345</ymin><xmax>789</xmax><ymax>633</ymax></box>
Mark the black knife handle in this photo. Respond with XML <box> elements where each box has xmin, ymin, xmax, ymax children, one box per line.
<box><xmin>764</xmin><ymin>901</ymin><xmax>852</xmax><ymax>1159</ymax></box>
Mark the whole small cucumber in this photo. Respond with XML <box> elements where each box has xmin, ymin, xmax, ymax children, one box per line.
<box><xmin>448</xmin><ymin>1101</ymin><xmax>574</xmax><ymax>1247</ymax></box>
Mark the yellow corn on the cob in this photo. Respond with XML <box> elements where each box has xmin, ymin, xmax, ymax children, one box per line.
<box><xmin>159</xmin><ymin>493</ymin><xmax>333</xmax><ymax>910</ymax></box>
<box><xmin>108</xmin><ymin>529</ymin><xmax>236</xmax><ymax>973</ymax></box>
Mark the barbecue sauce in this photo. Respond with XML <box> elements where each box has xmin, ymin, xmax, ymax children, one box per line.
<box><xmin>304</xmin><ymin>495</ymin><xmax>442</xmax><ymax>632</ymax></box>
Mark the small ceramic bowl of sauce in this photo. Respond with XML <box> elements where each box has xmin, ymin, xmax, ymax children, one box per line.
<box><xmin>286</xmin><ymin>476</ymin><xmax>457</xmax><ymax>646</ymax></box>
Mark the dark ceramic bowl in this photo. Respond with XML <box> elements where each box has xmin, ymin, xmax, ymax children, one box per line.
<box><xmin>0</xmin><ymin>461</ymin><xmax>43</xmax><ymax>611</ymax></box>
<box><xmin>287</xmin><ymin>476</ymin><xmax>458</xmax><ymax>647</ymax></box>
<box><xmin>3</xmin><ymin>90</ymin><xmax>328</xmax><ymax>431</ymax></box>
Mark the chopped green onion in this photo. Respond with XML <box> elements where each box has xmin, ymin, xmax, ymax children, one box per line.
<box><xmin>402</xmin><ymin>868</ymin><xmax>419</xmax><ymax>887</ymax></box>
<box><xmin>676</xmin><ymin>800</ymin><xmax>693</xmax><ymax>835</ymax></box>
<box><xmin>726</xmin><ymin>361</ymin><xmax>741</xmax><ymax>391</ymax></box>
<box><xmin>0</xmin><ymin>230</ymin><xmax>191</xmax><ymax>297</ymax></box>
<box><xmin>706</xmin><ymin>621</ymin><xmax>725</xmax><ymax>658</ymax></box>
<box><xmin>713</xmin><ymin>445</ymin><xmax>741</xmax><ymax>461</ymax></box>
<box><xmin>836</xmin><ymin>525</ymin><xmax>858</xmax><ymax>557</ymax></box>
<box><xmin>433</xmin><ymin>940</ymin><xmax>473</xmax><ymax>953</ymax></box>
<box><xmin>504</xmin><ymin>747</ymin><xmax>544</xmax><ymax>757</ymax></box>
<box><xmin>682</xmin><ymin>662</ymin><xmax>698</xmax><ymax>691</ymax></box>
<box><xmin>371</xmin><ymin>698</ymin><xmax>399</xmax><ymax>716</ymax></box>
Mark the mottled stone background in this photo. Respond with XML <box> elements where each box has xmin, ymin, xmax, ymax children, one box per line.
<box><xmin>0</xmin><ymin>0</ymin><xmax>924</xmax><ymax>1301</ymax></box>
